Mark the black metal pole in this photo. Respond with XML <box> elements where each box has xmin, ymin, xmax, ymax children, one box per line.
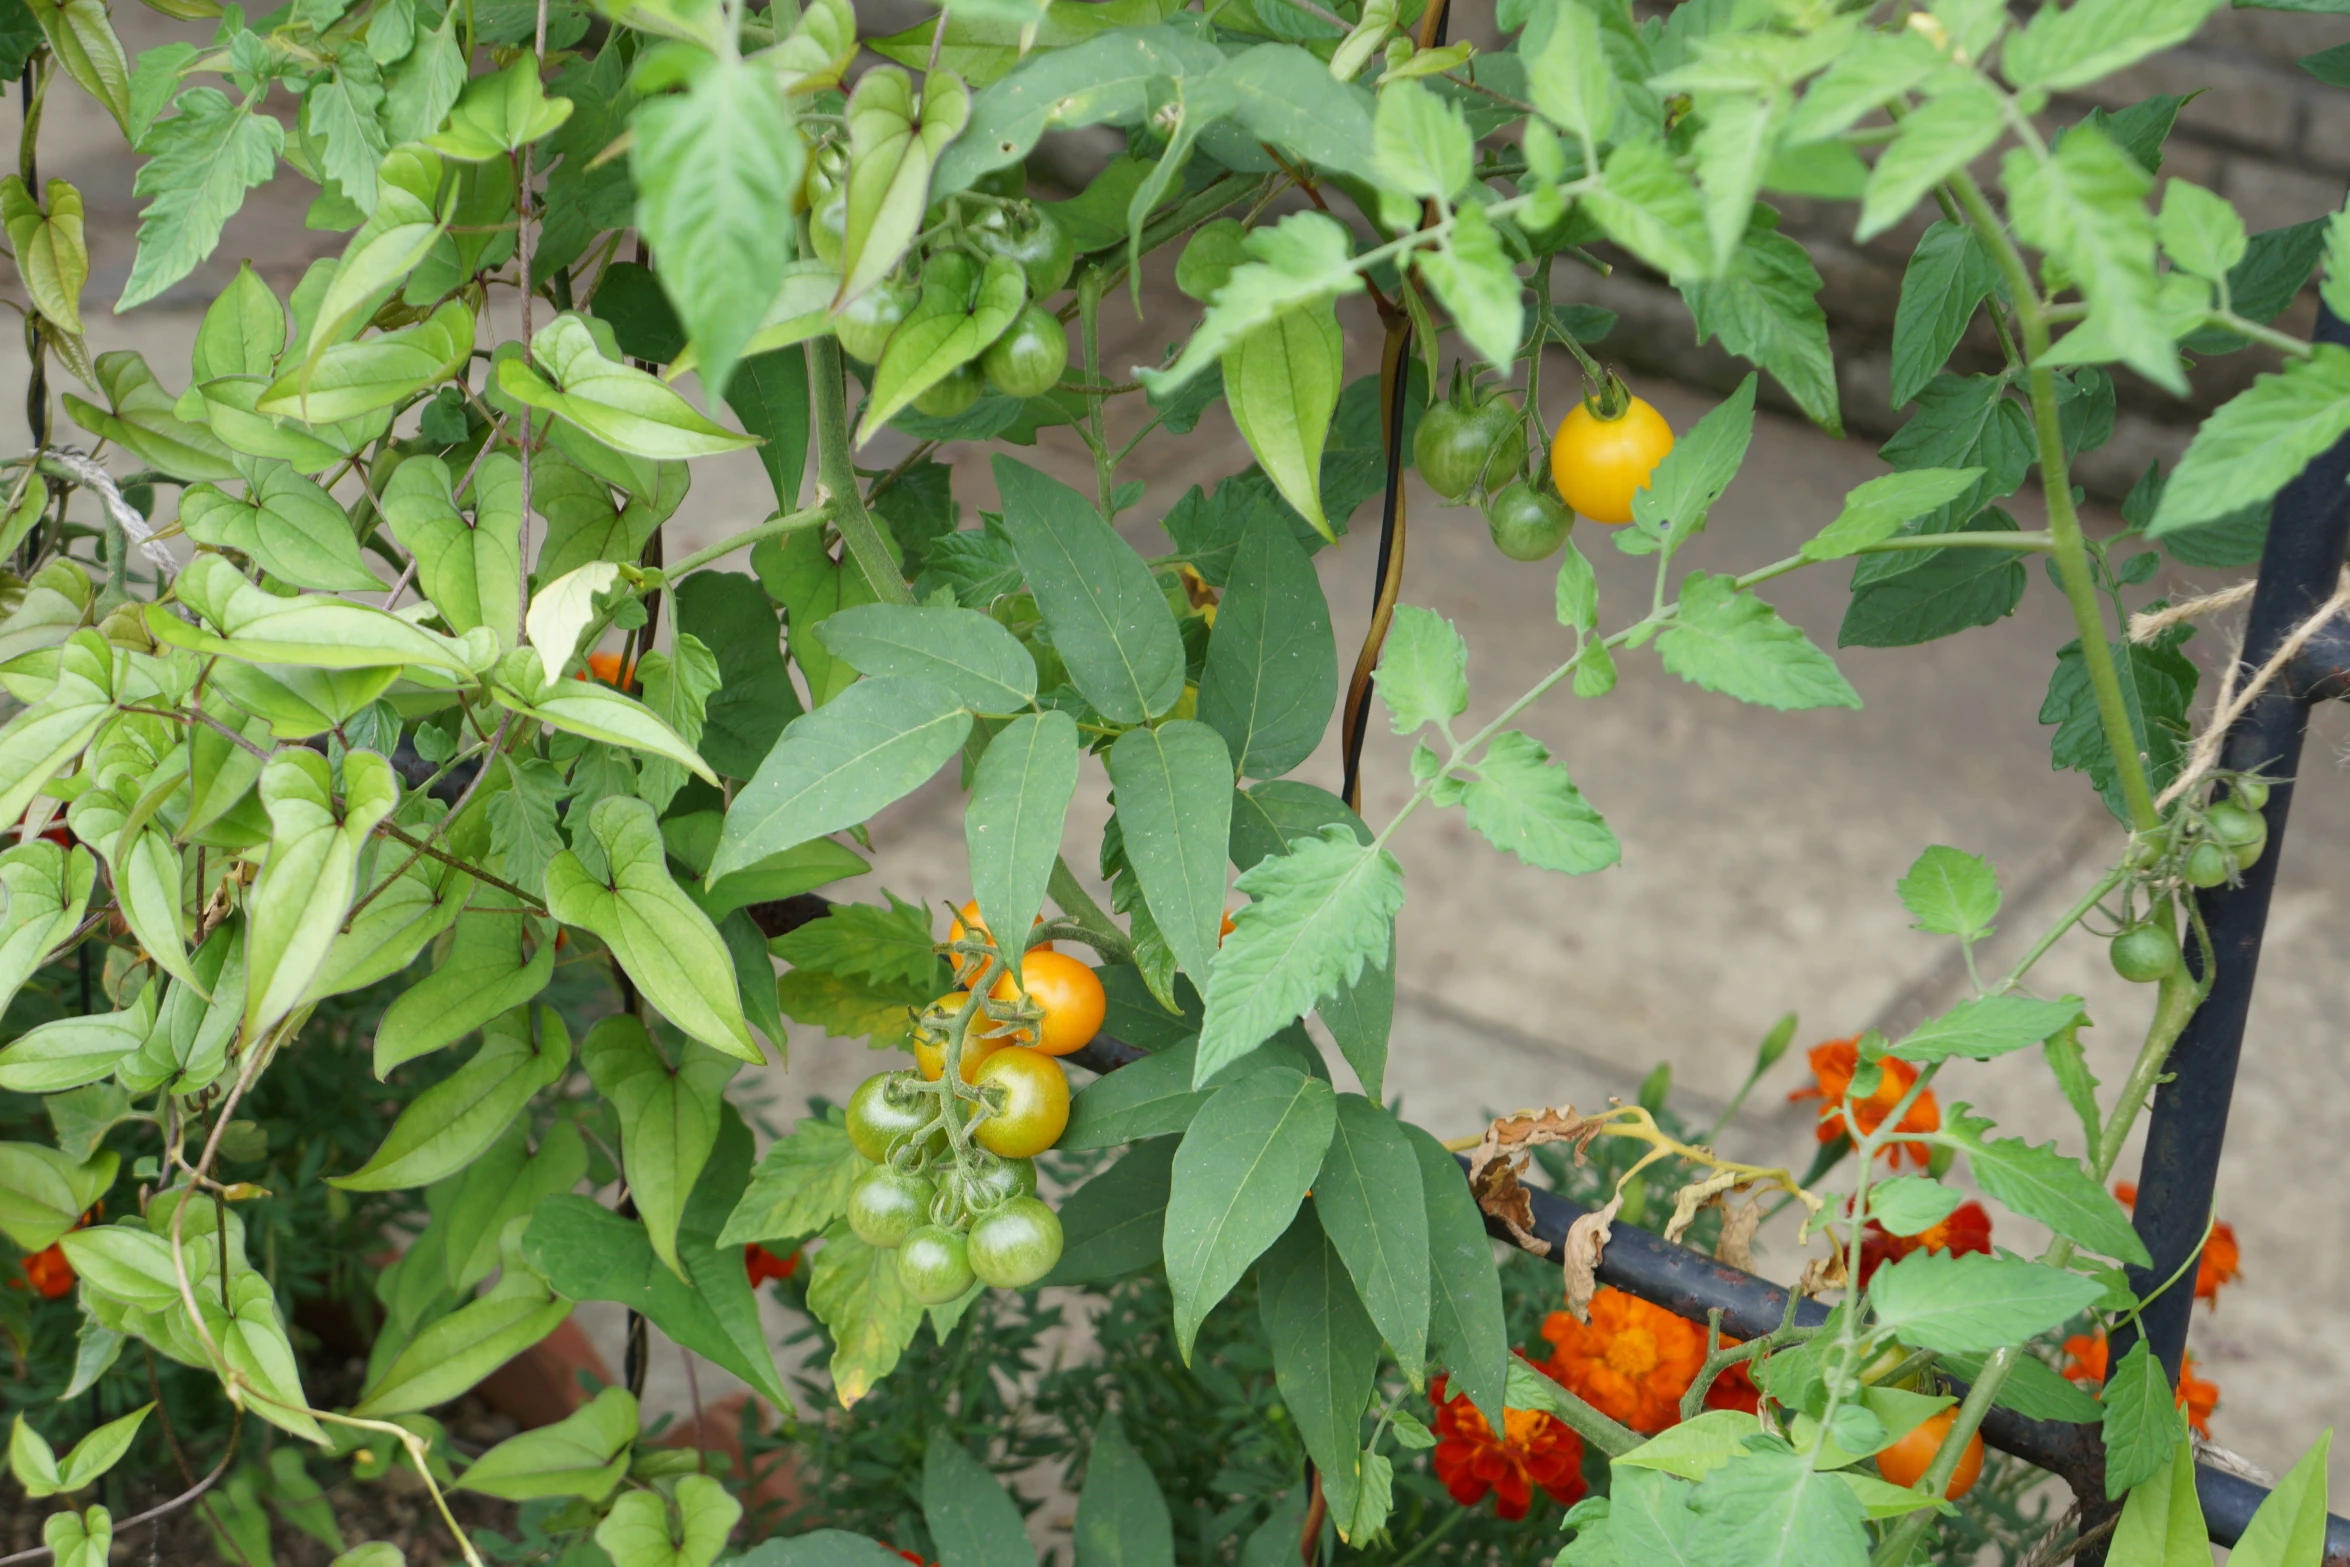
<box><xmin>2111</xmin><ymin>300</ymin><xmax>2350</xmax><ymax>1392</ymax></box>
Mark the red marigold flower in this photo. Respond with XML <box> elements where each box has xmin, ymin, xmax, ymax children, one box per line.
<box><xmin>2112</xmin><ymin>1184</ymin><xmax>2239</xmax><ymax>1306</ymax></box>
<box><xmin>1858</xmin><ymin>1200</ymin><xmax>1994</xmax><ymax>1286</ymax></box>
<box><xmin>745</xmin><ymin>1243</ymin><xmax>800</xmax><ymax>1287</ymax></box>
<box><xmin>1787</xmin><ymin>1039</ymin><xmax>1939</xmax><ymax>1166</ymax></box>
<box><xmin>1542</xmin><ymin>1289</ymin><xmax>1709</xmax><ymax>1434</ymax></box>
<box><xmin>1428</xmin><ymin>1372</ymin><xmax>1587</xmax><ymax>1519</ymax></box>
<box><xmin>2062</xmin><ymin>1332</ymin><xmax>2219</xmax><ymax>1438</ymax></box>
<box><xmin>20</xmin><ymin>1243</ymin><xmax>73</xmax><ymax>1300</ymax></box>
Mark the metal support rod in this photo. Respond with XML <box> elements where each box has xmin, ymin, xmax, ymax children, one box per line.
<box><xmin>2111</xmin><ymin>301</ymin><xmax>2350</xmax><ymax>1394</ymax></box>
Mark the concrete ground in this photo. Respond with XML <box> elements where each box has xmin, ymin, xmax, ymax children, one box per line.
<box><xmin>11</xmin><ymin>19</ymin><xmax>2350</xmax><ymax>1515</ymax></box>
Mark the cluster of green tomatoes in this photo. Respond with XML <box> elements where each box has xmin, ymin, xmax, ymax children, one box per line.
<box><xmin>2108</xmin><ymin>776</ymin><xmax>2273</xmax><ymax>983</ymax></box>
<box><xmin>807</xmin><ymin>151</ymin><xmax>1075</xmax><ymax>414</ymax></box>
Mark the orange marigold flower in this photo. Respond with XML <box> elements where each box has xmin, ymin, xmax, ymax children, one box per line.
<box><xmin>1858</xmin><ymin>1200</ymin><xmax>1995</xmax><ymax>1286</ymax></box>
<box><xmin>20</xmin><ymin>1243</ymin><xmax>73</xmax><ymax>1300</ymax></box>
<box><xmin>2112</xmin><ymin>1184</ymin><xmax>2240</xmax><ymax>1306</ymax></box>
<box><xmin>745</xmin><ymin>1243</ymin><xmax>800</xmax><ymax>1287</ymax></box>
<box><xmin>1542</xmin><ymin>1289</ymin><xmax>1708</xmax><ymax>1434</ymax></box>
<box><xmin>1788</xmin><ymin>1039</ymin><xmax>1939</xmax><ymax>1166</ymax></box>
<box><xmin>1703</xmin><ymin>1356</ymin><xmax>1761</xmax><ymax>1416</ymax></box>
<box><xmin>1429</xmin><ymin>1372</ymin><xmax>1587</xmax><ymax>1519</ymax></box>
<box><xmin>2061</xmin><ymin>1333</ymin><xmax>2219</xmax><ymax>1438</ymax></box>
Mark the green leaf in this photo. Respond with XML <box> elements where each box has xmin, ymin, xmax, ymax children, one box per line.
<box><xmin>1376</xmin><ymin>605</ymin><xmax>1468</xmax><ymax>736</ymax></box>
<box><xmin>770</xmin><ymin>893</ymin><xmax>944</xmax><ymax>991</ymax></box>
<box><xmin>2005</xmin><ymin>128</ymin><xmax>2182</xmax><ymax>395</ymax></box>
<box><xmin>1164</xmin><ymin>1065</ymin><xmax>1336</xmax><ymax>1358</ymax></box>
<box><xmin>1890</xmin><ymin>222</ymin><xmax>2000</xmax><ymax>409</ymax></box>
<box><xmin>714</xmin><ymin>676</ymin><xmax>973</xmax><ymax>878</ymax></box>
<box><xmin>803</xmin><ymin>1218</ymin><xmax>925</xmax><ymax>1404</ymax></box>
<box><xmin>1678</xmin><ymin>226</ymin><xmax>1838</xmax><ymax>434</ymax></box>
<box><xmin>583</xmin><ymin>1014</ymin><xmax>738</xmax><ymax>1278</ymax></box>
<box><xmin>547</xmin><ymin>796</ymin><xmax>761</xmax><ymax>1063</ymax></box>
<box><xmin>967</xmin><ymin>712</ymin><xmax>1080</xmax><ymax>988</ymax></box>
<box><xmin>0</xmin><ymin>1143</ymin><xmax>116</xmax><ymax>1251</ymax></box>
<box><xmin>1075</xmin><ymin>1417</ymin><xmax>1175</xmax><ymax>1567</ymax></box>
<box><xmin>442</xmin><ymin>1122</ymin><xmax>590</xmax><ymax>1292</ymax></box>
<box><xmin>1955</xmin><ymin>1124</ymin><xmax>2148</xmax><ymax>1264</ymax></box>
<box><xmin>1211</xmin><ymin>42</ymin><xmax>1378</xmax><ymax>185</ymax></box>
<box><xmin>1839</xmin><ymin>506</ymin><xmax>2030</xmax><ymax>650</ymax></box>
<box><xmin>1402</xmin><ymin>1122</ymin><xmax>1507</xmax><ymax>1430</ymax></box>
<box><xmin>839</xmin><ymin>67</ymin><xmax>970</xmax><ymax>312</ymax></box>
<box><xmin>2109</xmin><ymin>1435</ymin><xmax>2209</xmax><ymax>1564</ymax></box>
<box><xmin>2041</xmin><ymin>619</ymin><xmax>2198</xmax><ymax>822</ymax></box>
<box><xmin>153</xmin><ymin>554</ymin><xmax>475</xmax><ymax>676</ymax></box>
<box><xmin>1890</xmin><ymin>994</ymin><xmax>2083</xmax><ymax>1063</ymax></box>
<box><xmin>308</xmin><ymin>55</ymin><xmax>390</xmax><ymax>213</ymax></box>
<box><xmin>932</xmin><ymin>24</ymin><xmax>1225</xmax><ymax>192</ymax></box>
<box><xmin>355</xmin><ymin>1249</ymin><xmax>571</xmax><ymax>1416</ymax></box>
<box><xmin>860</xmin><ymin>255</ymin><xmax>1028</xmax><ymax>442</ymax></box>
<box><xmin>381</xmin><ymin>452</ymin><xmax>523</xmax><ymax>652</ymax></box>
<box><xmin>1630</xmin><ymin>374</ymin><xmax>1755</xmax><ymax>548</ymax></box>
<box><xmin>499</xmin><ymin>314</ymin><xmax>755</xmax><ymax>459</ymax></box>
<box><xmin>1585</xmin><ymin>138</ymin><xmax>1710</xmax><ymax>279</ymax></box>
<box><xmin>1106</xmin><ymin>722</ymin><xmax>1235</xmax><ymax>987</ymax></box>
<box><xmin>1461</xmin><ymin>730</ymin><xmax>1620</xmax><ymax>875</ymax></box>
<box><xmin>2150</xmin><ymin>345</ymin><xmax>2350</xmax><ymax>533</ymax></box>
<box><xmin>0</xmin><ymin>633</ymin><xmax>117</xmax><ymax>835</ymax></box>
<box><xmin>1194</xmin><ymin>827</ymin><xmax>1403</xmax><ymax>1085</ymax></box>
<box><xmin>429</xmin><ymin>54</ymin><xmax>573</xmax><ymax>160</ymax></box>
<box><xmin>523</xmin><ymin>1195</ymin><xmax>793</xmax><ymax>1406</ymax></box>
<box><xmin>0</xmin><ymin>842</ymin><xmax>96</xmax><ymax>1026</ymax></box>
<box><xmin>817</xmin><ymin>602</ymin><xmax>1038</xmax><ymax>710</ymax></box>
<box><xmin>1686</xmin><ymin>1446</ymin><xmax>1869</xmax><ymax>1567</ymax></box>
<box><xmin>632</xmin><ymin>54</ymin><xmax>799</xmax><ymax>400</ymax></box>
<box><xmin>1</xmin><ymin>176</ymin><xmax>88</xmax><ymax>335</ymax></box>
<box><xmin>1062</xmin><ymin>1047</ymin><xmax>1210</xmax><ymax>1152</ymax></box>
<box><xmin>636</xmin><ymin>633</ymin><xmax>723</xmax><ymax>812</ymax></box>
<box><xmin>119</xmin><ymin>89</ymin><xmax>283</xmax><ymax>311</ymax></box>
<box><xmin>2229</xmin><ymin>1429</ymin><xmax>2331</xmax><ymax>1567</ymax></box>
<box><xmin>1314</xmin><ymin>1094</ymin><xmax>1429</xmax><ymax>1379</ymax></box>
<box><xmin>2102</xmin><ymin>1336</ymin><xmax>2187</xmax><ymax>1497</ymax></box>
<box><xmin>1868</xmin><ymin>1175</ymin><xmax>1965</xmax><ymax>1238</ymax></box>
<box><xmin>1657</xmin><ymin>572</ymin><xmax>1860</xmax><ymax>711</ymax></box>
<box><xmin>1802</xmin><ymin>469</ymin><xmax>1987</xmax><ymax>562</ymax></box>
<box><xmin>2003</xmin><ymin>0</ymin><xmax>2220</xmax><ymax>92</ymax></box>
<box><xmin>1525</xmin><ymin>0</ymin><xmax>1616</xmax><ymax>148</ymax></box>
<box><xmin>1040</xmin><ymin>1136</ymin><xmax>1175</xmax><ymax>1286</ymax></box>
<box><xmin>257</xmin><ymin>301</ymin><xmax>476</xmax><ymax>424</ymax></box>
<box><xmin>992</xmin><ymin>456</ymin><xmax>1186</xmax><ymax>722</ymax></box>
<box><xmin>1196</xmin><ymin>505</ymin><xmax>1335</xmax><ymax>779</ymax></box>
<box><xmin>2157</xmin><ymin>179</ymin><xmax>2246</xmax><ymax>282</ymax></box>
<box><xmin>178</xmin><ymin>463</ymin><xmax>384</xmax><ymax>591</ymax></box>
<box><xmin>718</xmin><ymin>1112</ymin><xmax>866</xmax><ymax>1247</ymax></box>
<box><xmin>1225</xmin><ymin>304</ymin><xmax>1346</xmax><ymax>542</ymax></box>
<box><xmin>677</xmin><ymin>571</ymin><xmax>802</xmax><ymax>778</ymax></box>
<box><xmin>1857</xmin><ymin>77</ymin><xmax>2002</xmax><ymax>244</ymax></box>
<box><xmin>595</xmin><ymin>1473</ymin><xmax>741</xmax><ymax>1567</ymax></box>
<box><xmin>248</xmin><ymin>748</ymin><xmax>400</xmax><ymax>1035</ymax></box>
<box><xmin>333</xmin><ymin>1006</ymin><xmax>571</xmax><ymax>1190</ymax></box>
<box><xmin>42</xmin><ymin>1506</ymin><xmax>111</xmax><ymax>1567</ymax></box>
<box><xmin>924</xmin><ymin>1438</ymin><xmax>1030</xmax><ymax>1567</ymax></box>
<box><xmin>1895</xmin><ymin>845</ymin><xmax>2000</xmax><ymax>940</ymax></box>
<box><xmin>1142</xmin><ymin>211</ymin><xmax>1365</xmax><ymax>392</ymax></box>
<box><xmin>1372</xmin><ymin>78</ymin><xmax>1470</xmax><ymax>199</ymax></box>
<box><xmin>1258</xmin><ymin>1208</ymin><xmax>1381</xmax><ymax>1519</ymax></box>
<box><xmin>1866</xmin><ymin>1250</ymin><xmax>2105</xmax><ymax>1354</ymax></box>
<box><xmin>459</xmin><ymin>1385</ymin><xmax>637</xmax><ymax>1502</ymax></box>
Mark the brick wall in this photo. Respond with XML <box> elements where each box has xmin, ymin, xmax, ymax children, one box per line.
<box><xmin>1571</xmin><ymin>10</ymin><xmax>2350</xmax><ymax>497</ymax></box>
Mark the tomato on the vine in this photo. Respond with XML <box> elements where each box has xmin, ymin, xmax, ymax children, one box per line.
<box><xmin>845</xmin><ymin>1072</ymin><xmax>932</xmax><ymax>1163</ymax></box>
<box><xmin>982</xmin><ymin>306</ymin><xmax>1069</xmax><ymax>400</ymax></box>
<box><xmin>987</xmin><ymin>950</ymin><xmax>1104</xmax><ymax>1057</ymax></box>
<box><xmin>1484</xmin><ymin>481</ymin><xmax>1574</xmax><ymax>562</ymax></box>
<box><xmin>915</xmin><ymin>362</ymin><xmax>984</xmax><ymax>418</ymax></box>
<box><xmin>836</xmin><ymin>278</ymin><xmax>916</xmax><ymax>365</ymax></box>
<box><xmin>847</xmin><ymin>1166</ymin><xmax>934</xmax><ymax>1249</ymax></box>
<box><xmin>1415</xmin><ymin>391</ymin><xmax>1526</xmax><ymax>502</ymax></box>
<box><xmin>2205</xmin><ymin>802</ymin><xmax>2267</xmax><ymax>871</ymax></box>
<box><xmin>949</xmin><ymin>900</ymin><xmax>1052</xmax><ymax>988</ymax></box>
<box><xmin>1873</xmin><ymin>1409</ymin><xmax>1982</xmax><ymax>1498</ymax></box>
<box><xmin>914</xmin><ymin>994</ymin><xmax>1027</xmax><ymax>1081</ymax></box>
<box><xmin>946</xmin><ymin>1156</ymin><xmax>1036</xmax><ymax>1220</ymax></box>
<box><xmin>971</xmin><ymin>1047</ymin><xmax>1069</xmax><ymax>1158</ymax></box>
<box><xmin>967</xmin><ymin>1195</ymin><xmax>1063</xmax><ymax>1288</ymax></box>
<box><xmin>972</xmin><ymin>205</ymin><xmax>1073</xmax><ymax>298</ymax></box>
<box><xmin>2232</xmin><ymin>778</ymin><xmax>2271</xmax><ymax>811</ymax></box>
<box><xmin>2182</xmin><ymin>840</ymin><xmax>2232</xmax><ymax>888</ymax></box>
<box><xmin>2110</xmin><ymin>924</ymin><xmax>2180</xmax><ymax>983</ymax></box>
<box><xmin>896</xmin><ymin>1225</ymin><xmax>976</xmax><ymax>1304</ymax></box>
<box><xmin>1551</xmin><ymin>395</ymin><xmax>1674</xmax><ymax>525</ymax></box>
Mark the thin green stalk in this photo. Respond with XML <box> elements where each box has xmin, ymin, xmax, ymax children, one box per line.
<box><xmin>1080</xmin><ymin>267</ymin><xmax>1112</xmax><ymax>517</ymax></box>
<box><xmin>1948</xmin><ymin>170</ymin><xmax>2160</xmax><ymax>834</ymax></box>
<box><xmin>807</xmin><ymin>335</ymin><xmax>913</xmax><ymax>606</ymax></box>
<box><xmin>658</xmin><ymin>503</ymin><xmax>830</xmax><ymax>580</ymax></box>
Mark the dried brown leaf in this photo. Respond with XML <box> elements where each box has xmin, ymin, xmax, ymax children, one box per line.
<box><xmin>1714</xmin><ymin>1196</ymin><xmax>1763</xmax><ymax>1274</ymax></box>
<box><xmin>1561</xmin><ymin>1191</ymin><xmax>1622</xmax><ymax>1324</ymax></box>
<box><xmin>1662</xmin><ymin>1168</ymin><xmax>1746</xmax><ymax>1248</ymax></box>
<box><xmin>1470</xmin><ymin>1156</ymin><xmax>1547</xmax><ymax>1256</ymax></box>
<box><xmin>1796</xmin><ymin>1245</ymin><xmax>1849</xmax><ymax>1300</ymax></box>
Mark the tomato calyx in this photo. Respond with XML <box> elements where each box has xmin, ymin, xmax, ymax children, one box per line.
<box><xmin>1580</xmin><ymin>367</ymin><xmax>1634</xmax><ymax>422</ymax></box>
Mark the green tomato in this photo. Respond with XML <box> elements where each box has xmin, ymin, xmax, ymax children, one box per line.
<box><xmin>2109</xmin><ymin>924</ymin><xmax>2179</xmax><ymax>984</ymax></box>
<box><xmin>845</xmin><ymin>1072</ymin><xmax>931</xmax><ymax>1163</ymax></box>
<box><xmin>974</xmin><ymin>205</ymin><xmax>1073</xmax><ymax>298</ymax></box>
<box><xmin>1484</xmin><ymin>481</ymin><xmax>1574</xmax><ymax>562</ymax></box>
<box><xmin>2232</xmin><ymin>778</ymin><xmax>2271</xmax><ymax>812</ymax></box>
<box><xmin>914</xmin><ymin>362</ymin><xmax>985</xmax><ymax>419</ymax></box>
<box><xmin>981</xmin><ymin>305</ymin><xmax>1069</xmax><ymax>399</ymax></box>
<box><xmin>835</xmin><ymin>279</ymin><xmax>916</xmax><ymax>365</ymax></box>
<box><xmin>2181</xmin><ymin>840</ymin><xmax>2232</xmax><ymax>889</ymax></box>
<box><xmin>943</xmin><ymin>1155</ymin><xmax>1036</xmax><ymax>1222</ymax></box>
<box><xmin>2204</xmin><ymin>801</ymin><xmax>2265</xmax><ymax>849</ymax></box>
<box><xmin>896</xmin><ymin>1225</ymin><xmax>976</xmax><ymax>1304</ymax></box>
<box><xmin>1412</xmin><ymin>393</ymin><xmax>1526</xmax><ymax>502</ymax></box>
<box><xmin>847</xmin><ymin>1166</ymin><xmax>935</xmax><ymax>1249</ymax></box>
<box><xmin>967</xmin><ymin>1195</ymin><xmax>1063</xmax><ymax>1289</ymax></box>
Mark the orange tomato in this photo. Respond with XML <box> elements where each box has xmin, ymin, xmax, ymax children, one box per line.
<box><xmin>20</xmin><ymin>1243</ymin><xmax>73</xmax><ymax>1299</ymax></box>
<box><xmin>948</xmin><ymin>899</ymin><xmax>1053</xmax><ymax>988</ymax></box>
<box><xmin>988</xmin><ymin>950</ymin><xmax>1105</xmax><ymax>1056</ymax></box>
<box><xmin>1873</xmin><ymin>1409</ymin><xmax>1982</xmax><ymax>1498</ymax></box>
<box><xmin>1550</xmin><ymin>396</ymin><xmax>1674</xmax><ymax>526</ymax></box>
<box><xmin>913</xmin><ymin>994</ymin><xmax>1027</xmax><ymax>1081</ymax></box>
<box><xmin>971</xmin><ymin>1047</ymin><xmax>1070</xmax><ymax>1158</ymax></box>
<box><xmin>580</xmin><ymin>650</ymin><xmax>637</xmax><ymax>686</ymax></box>
<box><xmin>1219</xmin><ymin>910</ymin><xmax>1236</xmax><ymax>944</ymax></box>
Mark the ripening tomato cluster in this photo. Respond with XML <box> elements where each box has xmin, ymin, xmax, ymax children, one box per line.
<box><xmin>2109</xmin><ymin>776</ymin><xmax>2273</xmax><ymax>984</ymax></box>
<box><xmin>1414</xmin><ymin>366</ymin><xmax>1676</xmax><ymax>564</ymax></box>
<box><xmin>808</xmin><ymin>152</ymin><xmax>1074</xmax><ymax>413</ymax></box>
<box><xmin>835</xmin><ymin>901</ymin><xmax>1108</xmax><ymax>1306</ymax></box>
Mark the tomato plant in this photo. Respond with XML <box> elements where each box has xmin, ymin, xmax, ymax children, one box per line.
<box><xmin>2</xmin><ymin>0</ymin><xmax>2342</xmax><ymax>1561</ymax></box>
